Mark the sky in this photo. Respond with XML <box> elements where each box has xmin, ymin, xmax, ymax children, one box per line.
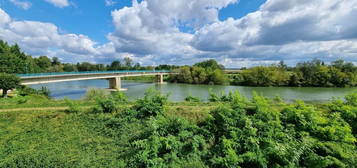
<box><xmin>0</xmin><ymin>0</ymin><xmax>357</xmax><ymax>68</ymax></box>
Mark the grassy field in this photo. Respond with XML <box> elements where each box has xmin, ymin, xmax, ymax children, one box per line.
<box><xmin>0</xmin><ymin>96</ymin><xmax>212</xmax><ymax>167</ymax></box>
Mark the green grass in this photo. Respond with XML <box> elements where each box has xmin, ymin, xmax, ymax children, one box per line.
<box><xmin>0</xmin><ymin>110</ymin><xmax>124</xmax><ymax>167</ymax></box>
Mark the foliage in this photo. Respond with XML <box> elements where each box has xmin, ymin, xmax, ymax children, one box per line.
<box><xmin>64</xmin><ymin>98</ymin><xmax>80</xmax><ymax>113</ymax></box>
<box><xmin>133</xmin><ymin>88</ymin><xmax>168</xmax><ymax>118</ymax></box>
<box><xmin>0</xmin><ymin>73</ymin><xmax>20</xmax><ymax>97</ymax></box>
<box><xmin>231</xmin><ymin>59</ymin><xmax>357</xmax><ymax>87</ymax></box>
<box><xmin>170</xmin><ymin>60</ymin><xmax>227</xmax><ymax>85</ymax></box>
<box><xmin>1</xmin><ymin>88</ymin><xmax>357</xmax><ymax>167</ymax></box>
<box><xmin>111</xmin><ymin>91</ymin><xmax>128</xmax><ymax>103</ymax></box>
<box><xmin>93</xmin><ymin>98</ymin><xmax>118</xmax><ymax>113</ymax></box>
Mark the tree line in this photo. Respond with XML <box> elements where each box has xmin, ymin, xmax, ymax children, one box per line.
<box><xmin>0</xmin><ymin>40</ymin><xmax>154</xmax><ymax>74</ymax></box>
<box><xmin>231</xmin><ymin>60</ymin><xmax>357</xmax><ymax>87</ymax></box>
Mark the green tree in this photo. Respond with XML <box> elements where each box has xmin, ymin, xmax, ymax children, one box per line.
<box><xmin>34</xmin><ymin>56</ymin><xmax>52</xmax><ymax>71</ymax></box>
<box><xmin>0</xmin><ymin>73</ymin><xmax>20</xmax><ymax>97</ymax></box>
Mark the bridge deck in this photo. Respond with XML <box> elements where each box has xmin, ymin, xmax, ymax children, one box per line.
<box><xmin>17</xmin><ymin>70</ymin><xmax>171</xmax><ymax>78</ymax></box>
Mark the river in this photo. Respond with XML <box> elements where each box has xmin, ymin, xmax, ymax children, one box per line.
<box><xmin>30</xmin><ymin>79</ymin><xmax>356</xmax><ymax>102</ymax></box>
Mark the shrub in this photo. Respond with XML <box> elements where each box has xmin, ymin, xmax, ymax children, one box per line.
<box><xmin>133</xmin><ymin>88</ymin><xmax>168</xmax><ymax>118</ymax></box>
<box><xmin>93</xmin><ymin>98</ymin><xmax>118</xmax><ymax>113</ymax></box>
<box><xmin>64</xmin><ymin>98</ymin><xmax>80</xmax><ymax>113</ymax></box>
<box><xmin>111</xmin><ymin>91</ymin><xmax>128</xmax><ymax>103</ymax></box>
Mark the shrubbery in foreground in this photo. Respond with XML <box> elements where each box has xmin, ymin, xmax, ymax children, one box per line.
<box><xmin>1</xmin><ymin>89</ymin><xmax>356</xmax><ymax>167</ymax></box>
<box><xmin>86</xmin><ymin>89</ymin><xmax>357</xmax><ymax>167</ymax></box>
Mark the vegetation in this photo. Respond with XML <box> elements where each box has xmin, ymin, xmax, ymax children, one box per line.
<box><xmin>1</xmin><ymin>89</ymin><xmax>356</xmax><ymax>167</ymax></box>
<box><xmin>231</xmin><ymin>60</ymin><xmax>357</xmax><ymax>87</ymax></box>
<box><xmin>170</xmin><ymin>59</ymin><xmax>228</xmax><ymax>85</ymax></box>
<box><xmin>0</xmin><ymin>73</ymin><xmax>20</xmax><ymax>97</ymax></box>
<box><xmin>0</xmin><ymin>40</ymin><xmax>155</xmax><ymax>74</ymax></box>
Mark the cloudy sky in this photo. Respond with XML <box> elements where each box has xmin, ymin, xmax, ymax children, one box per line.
<box><xmin>1</xmin><ymin>0</ymin><xmax>357</xmax><ymax>67</ymax></box>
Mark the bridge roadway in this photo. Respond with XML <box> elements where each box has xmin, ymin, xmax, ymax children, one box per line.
<box><xmin>17</xmin><ymin>70</ymin><xmax>172</xmax><ymax>91</ymax></box>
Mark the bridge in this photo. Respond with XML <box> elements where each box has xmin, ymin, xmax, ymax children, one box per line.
<box><xmin>17</xmin><ymin>70</ymin><xmax>172</xmax><ymax>91</ymax></box>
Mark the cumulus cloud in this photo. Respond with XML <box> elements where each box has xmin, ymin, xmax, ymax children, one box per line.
<box><xmin>0</xmin><ymin>8</ymin><xmax>98</xmax><ymax>62</ymax></box>
<box><xmin>9</xmin><ymin>0</ymin><xmax>32</xmax><ymax>10</ymax></box>
<box><xmin>187</xmin><ymin>0</ymin><xmax>357</xmax><ymax>66</ymax></box>
<box><xmin>44</xmin><ymin>0</ymin><xmax>69</xmax><ymax>8</ymax></box>
<box><xmin>2</xmin><ymin>0</ymin><xmax>357</xmax><ymax>67</ymax></box>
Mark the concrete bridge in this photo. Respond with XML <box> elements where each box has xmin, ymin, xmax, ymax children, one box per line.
<box><xmin>17</xmin><ymin>70</ymin><xmax>172</xmax><ymax>91</ymax></box>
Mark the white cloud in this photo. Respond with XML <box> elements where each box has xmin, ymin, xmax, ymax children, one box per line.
<box><xmin>105</xmin><ymin>0</ymin><xmax>117</xmax><ymax>6</ymax></box>
<box><xmin>44</xmin><ymin>0</ymin><xmax>69</xmax><ymax>8</ymax></box>
<box><xmin>0</xmin><ymin>8</ymin><xmax>98</xmax><ymax>62</ymax></box>
<box><xmin>9</xmin><ymin>0</ymin><xmax>32</xmax><ymax>10</ymax></box>
<box><xmin>2</xmin><ymin>0</ymin><xmax>357</xmax><ymax>67</ymax></box>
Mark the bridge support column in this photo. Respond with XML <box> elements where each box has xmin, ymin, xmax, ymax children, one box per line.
<box><xmin>108</xmin><ymin>77</ymin><xmax>127</xmax><ymax>91</ymax></box>
<box><xmin>156</xmin><ymin>74</ymin><xmax>165</xmax><ymax>84</ymax></box>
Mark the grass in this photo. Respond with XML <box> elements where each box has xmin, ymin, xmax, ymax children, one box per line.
<box><xmin>0</xmin><ymin>95</ymin><xmax>215</xmax><ymax>167</ymax></box>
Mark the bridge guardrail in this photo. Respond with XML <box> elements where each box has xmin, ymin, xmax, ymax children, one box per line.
<box><xmin>16</xmin><ymin>70</ymin><xmax>171</xmax><ymax>78</ymax></box>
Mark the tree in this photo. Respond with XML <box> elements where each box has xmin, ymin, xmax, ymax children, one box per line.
<box><xmin>194</xmin><ymin>59</ymin><xmax>224</xmax><ymax>70</ymax></box>
<box><xmin>51</xmin><ymin>57</ymin><xmax>61</xmax><ymax>66</ymax></box>
<box><xmin>109</xmin><ymin>60</ymin><xmax>122</xmax><ymax>70</ymax></box>
<box><xmin>123</xmin><ymin>57</ymin><xmax>133</xmax><ymax>69</ymax></box>
<box><xmin>0</xmin><ymin>73</ymin><xmax>20</xmax><ymax>97</ymax></box>
<box><xmin>35</xmin><ymin>56</ymin><xmax>52</xmax><ymax>70</ymax></box>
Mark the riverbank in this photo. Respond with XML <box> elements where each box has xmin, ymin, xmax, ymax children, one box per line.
<box><xmin>0</xmin><ymin>90</ymin><xmax>356</xmax><ymax>167</ymax></box>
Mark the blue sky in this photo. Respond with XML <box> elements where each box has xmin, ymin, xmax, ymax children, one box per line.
<box><xmin>1</xmin><ymin>0</ymin><xmax>265</xmax><ymax>44</ymax></box>
<box><xmin>0</xmin><ymin>0</ymin><xmax>356</xmax><ymax>67</ymax></box>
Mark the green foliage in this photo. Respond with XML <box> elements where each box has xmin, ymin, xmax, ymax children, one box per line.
<box><xmin>1</xmin><ymin>88</ymin><xmax>357</xmax><ymax>167</ymax></box>
<box><xmin>133</xmin><ymin>88</ymin><xmax>168</xmax><ymax>118</ymax></box>
<box><xmin>0</xmin><ymin>73</ymin><xmax>20</xmax><ymax>97</ymax></box>
<box><xmin>94</xmin><ymin>98</ymin><xmax>118</xmax><ymax>113</ymax></box>
<box><xmin>232</xmin><ymin>59</ymin><xmax>357</xmax><ymax>87</ymax></box>
<box><xmin>110</xmin><ymin>91</ymin><xmax>128</xmax><ymax>103</ymax></box>
<box><xmin>64</xmin><ymin>98</ymin><xmax>80</xmax><ymax>113</ymax></box>
<box><xmin>126</xmin><ymin>116</ymin><xmax>207</xmax><ymax>167</ymax></box>
<box><xmin>170</xmin><ymin>60</ymin><xmax>227</xmax><ymax>85</ymax></box>
<box><xmin>329</xmin><ymin>92</ymin><xmax>357</xmax><ymax>136</ymax></box>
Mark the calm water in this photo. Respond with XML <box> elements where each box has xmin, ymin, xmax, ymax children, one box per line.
<box><xmin>30</xmin><ymin>80</ymin><xmax>356</xmax><ymax>102</ymax></box>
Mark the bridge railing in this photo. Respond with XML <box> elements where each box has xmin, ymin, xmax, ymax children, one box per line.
<box><xmin>16</xmin><ymin>70</ymin><xmax>171</xmax><ymax>78</ymax></box>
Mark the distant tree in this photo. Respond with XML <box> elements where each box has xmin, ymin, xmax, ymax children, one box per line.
<box><xmin>63</xmin><ymin>63</ymin><xmax>78</xmax><ymax>72</ymax></box>
<box><xmin>0</xmin><ymin>73</ymin><xmax>20</xmax><ymax>97</ymax></box>
<box><xmin>109</xmin><ymin>60</ymin><xmax>122</xmax><ymax>70</ymax></box>
<box><xmin>51</xmin><ymin>57</ymin><xmax>61</xmax><ymax>66</ymax></box>
<box><xmin>35</xmin><ymin>56</ymin><xmax>52</xmax><ymax>70</ymax></box>
<box><xmin>124</xmin><ymin>57</ymin><xmax>133</xmax><ymax>69</ymax></box>
<box><xmin>194</xmin><ymin>59</ymin><xmax>224</xmax><ymax>70</ymax></box>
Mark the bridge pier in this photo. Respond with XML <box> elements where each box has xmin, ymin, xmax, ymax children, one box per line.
<box><xmin>156</xmin><ymin>74</ymin><xmax>165</xmax><ymax>84</ymax></box>
<box><xmin>108</xmin><ymin>77</ymin><xmax>127</xmax><ymax>91</ymax></box>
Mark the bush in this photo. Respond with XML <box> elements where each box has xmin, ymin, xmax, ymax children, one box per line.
<box><xmin>92</xmin><ymin>98</ymin><xmax>118</xmax><ymax>113</ymax></box>
<box><xmin>133</xmin><ymin>88</ymin><xmax>168</xmax><ymax>118</ymax></box>
<box><xmin>64</xmin><ymin>98</ymin><xmax>80</xmax><ymax>113</ymax></box>
<box><xmin>111</xmin><ymin>91</ymin><xmax>128</xmax><ymax>103</ymax></box>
